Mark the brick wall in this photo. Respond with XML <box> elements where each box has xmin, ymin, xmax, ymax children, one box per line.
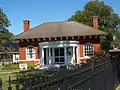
<box><xmin>19</xmin><ymin>36</ymin><xmax>101</xmax><ymax>65</ymax></box>
<box><xmin>19</xmin><ymin>40</ymin><xmax>39</xmax><ymax>64</ymax></box>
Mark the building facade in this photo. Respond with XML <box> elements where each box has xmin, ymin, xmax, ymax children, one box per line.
<box><xmin>14</xmin><ymin>16</ymin><xmax>105</xmax><ymax>69</ymax></box>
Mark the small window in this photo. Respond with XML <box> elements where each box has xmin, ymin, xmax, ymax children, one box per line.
<box><xmin>84</xmin><ymin>43</ymin><xmax>94</xmax><ymax>57</ymax></box>
<box><xmin>26</xmin><ymin>45</ymin><xmax>35</xmax><ymax>59</ymax></box>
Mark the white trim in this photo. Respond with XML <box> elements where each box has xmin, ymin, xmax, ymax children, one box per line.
<box><xmin>55</xmin><ymin>37</ymin><xmax>57</xmax><ymax>40</ymax></box>
<box><xmin>83</xmin><ymin>36</ymin><xmax>85</xmax><ymax>39</ymax></box>
<box><xmin>13</xmin><ymin>53</ymin><xmax>19</xmax><ymax>63</ymax></box>
<box><xmin>66</xmin><ymin>37</ymin><xmax>68</xmax><ymax>40</ymax></box>
<box><xmin>83</xmin><ymin>43</ymin><xmax>94</xmax><ymax>57</ymax></box>
<box><xmin>49</xmin><ymin>38</ymin><xmax>51</xmax><ymax>41</ymax></box>
<box><xmin>89</xmin><ymin>36</ymin><xmax>92</xmax><ymax>39</ymax></box>
<box><xmin>95</xmin><ymin>35</ymin><xmax>97</xmax><ymax>39</ymax></box>
<box><xmin>41</xmin><ymin>48</ymin><xmax>44</xmax><ymax>65</ymax></box>
<box><xmin>26</xmin><ymin>39</ymin><xmax>29</xmax><ymax>42</ymax></box>
<box><xmin>78</xmin><ymin>57</ymin><xmax>91</xmax><ymax>59</ymax></box>
<box><xmin>18</xmin><ymin>59</ymin><xmax>39</xmax><ymax>61</ymax></box>
<box><xmin>48</xmin><ymin>48</ymin><xmax>51</xmax><ymax>65</ymax></box>
<box><xmin>43</xmin><ymin>38</ymin><xmax>46</xmax><ymax>41</ymax></box>
<box><xmin>64</xmin><ymin>47</ymin><xmax>67</xmax><ymax>64</ymax></box>
<box><xmin>73</xmin><ymin>46</ymin><xmax>75</xmax><ymax>64</ymax></box>
<box><xmin>39</xmin><ymin>41</ymin><xmax>79</xmax><ymax>66</ymax></box>
<box><xmin>39</xmin><ymin>41</ymin><xmax>79</xmax><ymax>48</ymax></box>
<box><xmin>26</xmin><ymin>45</ymin><xmax>36</xmax><ymax>60</ymax></box>
<box><xmin>19</xmin><ymin>63</ymin><xmax>27</xmax><ymax>70</ymax></box>
<box><xmin>76</xmin><ymin>46</ymin><xmax>79</xmax><ymax>63</ymax></box>
<box><xmin>38</xmin><ymin>38</ymin><xmax>40</xmax><ymax>42</ymax></box>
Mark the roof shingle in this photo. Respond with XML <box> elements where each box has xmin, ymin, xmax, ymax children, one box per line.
<box><xmin>14</xmin><ymin>21</ymin><xmax>105</xmax><ymax>40</ymax></box>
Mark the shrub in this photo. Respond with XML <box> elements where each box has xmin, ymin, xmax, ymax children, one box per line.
<box><xmin>27</xmin><ymin>63</ymin><xmax>36</xmax><ymax>69</ymax></box>
<box><xmin>3</xmin><ymin>63</ymin><xmax>19</xmax><ymax>69</ymax></box>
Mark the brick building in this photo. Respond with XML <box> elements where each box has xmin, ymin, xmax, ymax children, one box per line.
<box><xmin>14</xmin><ymin>16</ymin><xmax>105</xmax><ymax>69</ymax></box>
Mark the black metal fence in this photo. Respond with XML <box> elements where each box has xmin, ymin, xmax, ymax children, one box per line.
<box><xmin>0</xmin><ymin>59</ymin><xmax>118</xmax><ymax>90</ymax></box>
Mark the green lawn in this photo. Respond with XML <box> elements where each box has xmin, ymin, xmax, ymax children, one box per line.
<box><xmin>0</xmin><ymin>65</ymin><xmax>20</xmax><ymax>90</ymax></box>
<box><xmin>0</xmin><ymin>71</ymin><xmax>19</xmax><ymax>90</ymax></box>
<box><xmin>0</xmin><ymin>66</ymin><xmax>57</xmax><ymax>90</ymax></box>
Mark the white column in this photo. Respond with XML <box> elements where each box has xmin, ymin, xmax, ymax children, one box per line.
<box><xmin>64</xmin><ymin>47</ymin><xmax>67</xmax><ymax>65</ymax></box>
<box><xmin>41</xmin><ymin>48</ymin><xmax>44</xmax><ymax>65</ymax></box>
<box><xmin>49</xmin><ymin>48</ymin><xmax>51</xmax><ymax>65</ymax></box>
<box><xmin>53</xmin><ymin>48</ymin><xmax>55</xmax><ymax>64</ymax></box>
<box><xmin>76</xmin><ymin>46</ymin><xmax>79</xmax><ymax>64</ymax></box>
<box><xmin>46</xmin><ymin>48</ymin><xmax>48</xmax><ymax>65</ymax></box>
<box><xmin>13</xmin><ymin>54</ymin><xmax>15</xmax><ymax>63</ymax></box>
<box><xmin>73</xmin><ymin>46</ymin><xmax>75</xmax><ymax>64</ymax></box>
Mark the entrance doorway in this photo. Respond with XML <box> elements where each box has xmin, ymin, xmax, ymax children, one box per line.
<box><xmin>43</xmin><ymin>47</ymin><xmax>75</xmax><ymax>65</ymax></box>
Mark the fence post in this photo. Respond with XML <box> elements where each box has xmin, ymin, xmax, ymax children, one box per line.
<box><xmin>16</xmin><ymin>76</ymin><xmax>19</xmax><ymax>90</ymax></box>
<box><xmin>0</xmin><ymin>78</ymin><xmax>2</xmax><ymax>90</ymax></box>
<box><xmin>8</xmin><ymin>76</ymin><xmax>12</xmax><ymax>90</ymax></box>
<box><xmin>22</xmin><ymin>76</ymin><xmax>28</xmax><ymax>90</ymax></box>
<box><xmin>59</xmin><ymin>65</ymin><xmax>68</xmax><ymax>90</ymax></box>
<box><xmin>91</xmin><ymin>60</ymin><xmax>94</xmax><ymax>70</ymax></box>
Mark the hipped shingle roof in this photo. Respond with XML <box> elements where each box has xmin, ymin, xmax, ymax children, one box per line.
<box><xmin>14</xmin><ymin>21</ymin><xmax>105</xmax><ymax>40</ymax></box>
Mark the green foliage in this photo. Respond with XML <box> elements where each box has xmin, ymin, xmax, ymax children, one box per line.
<box><xmin>27</xmin><ymin>63</ymin><xmax>36</xmax><ymax>69</ymax></box>
<box><xmin>101</xmin><ymin>30</ymin><xmax>115</xmax><ymax>52</ymax></box>
<box><xmin>0</xmin><ymin>8</ymin><xmax>11</xmax><ymax>31</ymax></box>
<box><xmin>0</xmin><ymin>8</ymin><xmax>14</xmax><ymax>56</ymax></box>
<box><xmin>0</xmin><ymin>8</ymin><xmax>14</xmax><ymax>44</ymax></box>
<box><xmin>0</xmin><ymin>30</ymin><xmax>14</xmax><ymax>44</ymax></box>
<box><xmin>111</xmin><ymin>30</ymin><xmax>120</xmax><ymax>49</ymax></box>
<box><xmin>68</xmin><ymin>1</ymin><xmax>120</xmax><ymax>30</ymax></box>
<box><xmin>101</xmin><ymin>30</ymin><xmax>120</xmax><ymax>52</ymax></box>
<box><xmin>3</xmin><ymin>63</ymin><xmax>19</xmax><ymax>69</ymax></box>
<box><xmin>0</xmin><ymin>46</ymin><xmax>15</xmax><ymax>60</ymax></box>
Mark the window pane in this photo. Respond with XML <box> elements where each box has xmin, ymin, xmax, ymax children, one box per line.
<box><xmin>27</xmin><ymin>46</ymin><xmax>35</xmax><ymax>59</ymax></box>
<box><xmin>50</xmin><ymin>48</ymin><xmax>52</xmax><ymax>56</ymax></box>
<box><xmin>55</xmin><ymin>57</ymin><xmax>59</xmax><ymax>62</ymax></box>
<box><xmin>60</xmin><ymin>48</ymin><xmax>64</xmax><ymax>56</ymax></box>
<box><xmin>84</xmin><ymin>43</ymin><xmax>94</xmax><ymax>57</ymax></box>
<box><xmin>67</xmin><ymin>47</ymin><xmax>73</xmax><ymax>56</ymax></box>
<box><xmin>60</xmin><ymin>57</ymin><xmax>64</xmax><ymax>62</ymax></box>
<box><xmin>54</xmin><ymin>48</ymin><xmax>59</xmax><ymax>56</ymax></box>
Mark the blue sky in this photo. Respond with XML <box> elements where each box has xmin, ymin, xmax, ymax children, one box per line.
<box><xmin>0</xmin><ymin>0</ymin><xmax>120</xmax><ymax>35</ymax></box>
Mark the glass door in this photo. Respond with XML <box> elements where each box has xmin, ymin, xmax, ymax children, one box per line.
<box><xmin>54</xmin><ymin>48</ymin><xmax>65</xmax><ymax>64</ymax></box>
<box><xmin>67</xmin><ymin>47</ymin><xmax>73</xmax><ymax>64</ymax></box>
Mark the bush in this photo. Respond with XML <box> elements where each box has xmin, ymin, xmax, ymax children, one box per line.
<box><xmin>27</xmin><ymin>63</ymin><xmax>36</xmax><ymax>69</ymax></box>
<box><xmin>3</xmin><ymin>63</ymin><xmax>19</xmax><ymax>69</ymax></box>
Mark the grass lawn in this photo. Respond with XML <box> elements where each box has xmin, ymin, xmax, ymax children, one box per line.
<box><xmin>0</xmin><ymin>68</ymin><xmax>57</xmax><ymax>90</ymax></box>
<box><xmin>0</xmin><ymin>64</ymin><xmax>58</xmax><ymax>90</ymax></box>
<box><xmin>0</xmin><ymin>66</ymin><xmax>20</xmax><ymax>90</ymax></box>
<box><xmin>0</xmin><ymin>72</ymin><xmax>16</xmax><ymax>90</ymax></box>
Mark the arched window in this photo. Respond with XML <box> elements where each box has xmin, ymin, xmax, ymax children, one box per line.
<box><xmin>26</xmin><ymin>45</ymin><xmax>35</xmax><ymax>59</ymax></box>
<box><xmin>84</xmin><ymin>43</ymin><xmax>94</xmax><ymax>57</ymax></box>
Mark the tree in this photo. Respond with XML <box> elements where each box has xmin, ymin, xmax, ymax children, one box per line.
<box><xmin>0</xmin><ymin>8</ymin><xmax>14</xmax><ymax>44</ymax></box>
<box><xmin>0</xmin><ymin>8</ymin><xmax>10</xmax><ymax>31</ymax></box>
<box><xmin>0</xmin><ymin>8</ymin><xmax>14</xmax><ymax>62</ymax></box>
<box><xmin>0</xmin><ymin>31</ymin><xmax>14</xmax><ymax>44</ymax></box>
<box><xmin>68</xmin><ymin>1</ymin><xmax>120</xmax><ymax>52</ymax></box>
<box><xmin>68</xmin><ymin>1</ymin><xmax>120</xmax><ymax>30</ymax></box>
<box><xmin>101</xmin><ymin>30</ymin><xmax>114</xmax><ymax>53</ymax></box>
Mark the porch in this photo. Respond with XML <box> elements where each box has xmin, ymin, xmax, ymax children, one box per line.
<box><xmin>39</xmin><ymin>41</ymin><xmax>79</xmax><ymax>66</ymax></box>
